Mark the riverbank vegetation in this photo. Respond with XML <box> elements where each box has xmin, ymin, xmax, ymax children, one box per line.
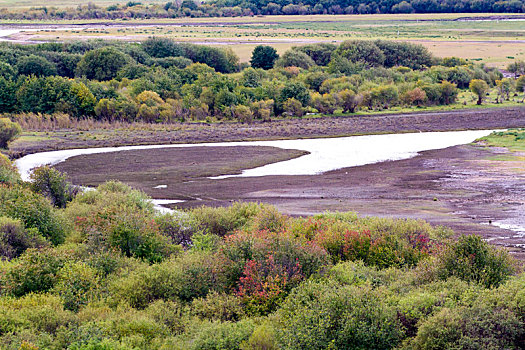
<box><xmin>480</xmin><ymin>128</ymin><xmax>525</xmax><ymax>152</ymax></box>
<box><xmin>0</xmin><ymin>38</ymin><xmax>522</xmax><ymax>131</ymax></box>
<box><xmin>1</xmin><ymin>153</ymin><xmax>524</xmax><ymax>349</ymax></box>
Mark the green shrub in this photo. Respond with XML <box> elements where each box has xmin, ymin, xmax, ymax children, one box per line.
<box><xmin>275</xmin><ymin>50</ymin><xmax>315</xmax><ymax>70</ymax></box>
<box><xmin>241</xmin><ymin>324</ymin><xmax>278</xmax><ymax>350</ymax></box>
<box><xmin>331</xmin><ymin>40</ymin><xmax>385</xmax><ymax>69</ymax></box>
<box><xmin>0</xmin><ymin>216</ymin><xmax>48</xmax><ymax>260</ymax></box>
<box><xmin>436</xmin><ymin>235</ymin><xmax>515</xmax><ymax>288</ymax></box>
<box><xmin>276</xmin><ymin>280</ymin><xmax>404</xmax><ymax>350</ymax></box>
<box><xmin>76</xmin><ymin>47</ymin><xmax>130</xmax><ymax>81</ymax></box>
<box><xmin>112</xmin><ymin>252</ymin><xmax>224</xmax><ymax>308</ymax></box>
<box><xmin>245</xmin><ymin>205</ymin><xmax>288</xmax><ymax>233</ymax></box>
<box><xmin>295</xmin><ymin>43</ymin><xmax>337</xmax><ymax>66</ymax></box>
<box><xmin>0</xmin><ymin>293</ymin><xmax>74</xmax><ymax>335</ymax></box>
<box><xmin>396</xmin><ymin>291</ymin><xmax>441</xmax><ymax>337</ymax></box>
<box><xmin>190</xmin><ymin>202</ymin><xmax>261</xmax><ymax>236</ymax></box>
<box><xmin>1</xmin><ymin>248</ymin><xmax>65</xmax><ymax>296</ymax></box>
<box><xmin>53</xmin><ymin>262</ymin><xmax>100</xmax><ymax>312</ymax></box>
<box><xmin>69</xmin><ymin>182</ymin><xmax>174</xmax><ymax>262</ymax></box>
<box><xmin>145</xmin><ymin>299</ymin><xmax>187</xmax><ymax>334</ymax></box>
<box><xmin>104</xmin><ymin>208</ymin><xmax>174</xmax><ymax>263</ymax></box>
<box><xmin>0</xmin><ymin>329</ymin><xmax>49</xmax><ymax>350</ymax></box>
<box><xmin>0</xmin><ymin>185</ymin><xmax>68</xmax><ymax>245</ymax></box>
<box><xmin>0</xmin><ymin>154</ymin><xmax>21</xmax><ymax>185</ymax></box>
<box><xmin>66</xmin><ymin>181</ymin><xmax>153</xmax><ymax>242</ymax></box>
<box><xmin>406</xmin><ymin>306</ymin><xmax>524</xmax><ymax>350</ymax></box>
<box><xmin>191</xmin><ymin>291</ymin><xmax>244</xmax><ymax>322</ymax></box>
<box><xmin>155</xmin><ymin>211</ymin><xmax>199</xmax><ymax>248</ymax></box>
<box><xmin>191</xmin><ymin>232</ymin><xmax>223</xmax><ymax>252</ymax></box>
<box><xmin>68</xmin><ymin>181</ymin><xmax>154</xmax><ymax>214</ymax></box>
<box><xmin>0</xmin><ymin>118</ymin><xmax>22</xmax><ymax>149</ymax></box>
<box><xmin>16</xmin><ymin>55</ymin><xmax>57</xmax><ymax>77</ymax></box>
<box><xmin>69</xmin><ymin>339</ymin><xmax>130</xmax><ymax>350</ymax></box>
<box><xmin>108</xmin><ymin>312</ymin><xmax>169</xmax><ymax>344</ymax></box>
<box><xmin>30</xmin><ymin>166</ymin><xmax>79</xmax><ymax>208</ymax></box>
<box><xmin>359</xmin><ymin>216</ymin><xmax>453</xmax><ymax>241</ymax></box>
<box><xmin>188</xmin><ymin>319</ymin><xmax>255</xmax><ymax>350</ymax></box>
<box><xmin>329</xmin><ymin>260</ymin><xmax>404</xmax><ymax>288</ymax></box>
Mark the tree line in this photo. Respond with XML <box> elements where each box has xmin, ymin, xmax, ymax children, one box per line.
<box><xmin>1</xmin><ymin>0</ymin><xmax>524</xmax><ymax>20</ymax></box>
<box><xmin>1</xmin><ymin>38</ymin><xmax>522</xmax><ymax>126</ymax></box>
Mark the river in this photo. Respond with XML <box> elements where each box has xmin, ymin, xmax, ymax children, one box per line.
<box><xmin>15</xmin><ymin>129</ymin><xmax>495</xmax><ymax>181</ymax></box>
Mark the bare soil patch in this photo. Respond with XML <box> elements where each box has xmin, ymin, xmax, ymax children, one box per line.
<box><xmin>54</xmin><ymin>146</ymin><xmax>307</xmax><ymax>200</ymax></box>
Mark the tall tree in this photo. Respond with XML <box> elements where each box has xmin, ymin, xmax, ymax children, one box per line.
<box><xmin>76</xmin><ymin>47</ymin><xmax>129</xmax><ymax>81</ymax></box>
<box><xmin>469</xmin><ymin>79</ymin><xmax>490</xmax><ymax>105</ymax></box>
<box><xmin>250</xmin><ymin>45</ymin><xmax>279</xmax><ymax>70</ymax></box>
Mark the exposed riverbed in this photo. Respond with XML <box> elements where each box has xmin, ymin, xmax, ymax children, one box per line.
<box><xmin>15</xmin><ymin>129</ymin><xmax>494</xmax><ymax>181</ymax></box>
<box><xmin>14</xmin><ymin>126</ymin><xmax>525</xmax><ymax>256</ymax></box>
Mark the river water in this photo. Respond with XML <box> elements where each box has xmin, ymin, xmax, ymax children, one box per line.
<box><xmin>15</xmin><ymin>129</ymin><xmax>495</xmax><ymax>181</ymax></box>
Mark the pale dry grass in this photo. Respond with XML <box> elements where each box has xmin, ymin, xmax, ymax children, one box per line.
<box><xmin>415</xmin><ymin>40</ymin><xmax>525</xmax><ymax>67</ymax></box>
<box><xmin>4</xmin><ymin>112</ymin><xmax>148</xmax><ymax>131</ymax></box>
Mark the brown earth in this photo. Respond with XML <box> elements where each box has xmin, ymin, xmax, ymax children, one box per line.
<box><xmin>10</xmin><ymin>106</ymin><xmax>525</xmax><ymax>157</ymax></box>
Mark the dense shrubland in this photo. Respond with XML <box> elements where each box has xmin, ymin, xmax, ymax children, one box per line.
<box><xmin>0</xmin><ymin>155</ymin><xmax>524</xmax><ymax>349</ymax></box>
<box><xmin>0</xmin><ymin>38</ymin><xmax>518</xmax><ymax>130</ymax></box>
<box><xmin>1</xmin><ymin>0</ymin><xmax>524</xmax><ymax>20</ymax></box>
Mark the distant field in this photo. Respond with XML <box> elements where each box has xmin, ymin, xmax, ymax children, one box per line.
<box><xmin>2</xmin><ymin>13</ymin><xmax>525</xmax><ymax>67</ymax></box>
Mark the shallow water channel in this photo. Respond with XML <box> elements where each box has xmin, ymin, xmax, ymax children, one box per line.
<box><xmin>16</xmin><ymin>129</ymin><xmax>495</xmax><ymax>182</ymax></box>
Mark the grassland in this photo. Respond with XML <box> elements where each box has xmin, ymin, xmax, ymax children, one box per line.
<box><xmin>481</xmin><ymin>129</ymin><xmax>525</xmax><ymax>152</ymax></box>
<box><xmin>3</xmin><ymin>13</ymin><xmax>525</xmax><ymax>67</ymax></box>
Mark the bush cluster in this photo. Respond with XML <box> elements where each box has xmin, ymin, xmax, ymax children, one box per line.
<box><xmin>0</xmin><ymin>38</ymin><xmax>511</xmax><ymax>127</ymax></box>
<box><xmin>0</xmin><ymin>158</ymin><xmax>522</xmax><ymax>349</ymax></box>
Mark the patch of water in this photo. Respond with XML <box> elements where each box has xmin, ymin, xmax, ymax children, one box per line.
<box><xmin>491</xmin><ymin>221</ymin><xmax>525</xmax><ymax>236</ymax></box>
<box><xmin>210</xmin><ymin>129</ymin><xmax>497</xmax><ymax>179</ymax></box>
<box><xmin>0</xmin><ymin>29</ymin><xmax>20</xmax><ymax>37</ymax></box>
<box><xmin>150</xmin><ymin>199</ymin><xmax>184</xmax><ymax>214</ymax></box>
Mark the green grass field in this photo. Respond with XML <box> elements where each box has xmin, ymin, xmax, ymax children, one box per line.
<box><xmin>481</xmin><ymin>129</ymin><xmax>525</xmax><ymax>153</ymax></box>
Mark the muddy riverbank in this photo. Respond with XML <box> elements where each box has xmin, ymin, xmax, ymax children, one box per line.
<box><xmin>9</xmin><ymin>106</ymin><xmax>525</xmax><ymax>157</ymax></box>
<box><xmin>53</xmin><ymin>138</ymin><xmax>525</xmax><ymax>258</ymax></box>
